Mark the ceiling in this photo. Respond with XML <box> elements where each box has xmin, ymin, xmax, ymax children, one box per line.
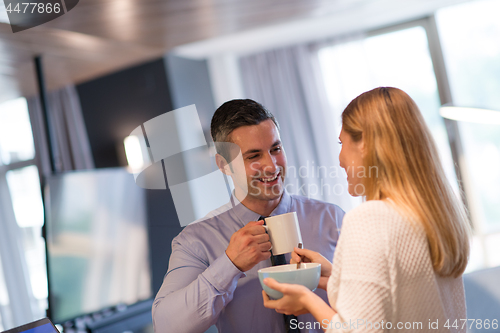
<box><xmin>0</xmin><ymin>0</ymin><xmax>469</xmax><ymax>104</ymax></box>
<box><xmin>0</xmin><ymin>0</ymin><xmax>367</xmax><ymax>103</ymax></box>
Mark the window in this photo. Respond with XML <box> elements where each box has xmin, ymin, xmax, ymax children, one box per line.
<box><xmin>0</xmin><ymin>98</ymin><xmax>47</xmax><ymax>328</ymax></box>
<box><xmin>318</xmin><ymin>2</ymin><xmax>500</xmax><ymax>272</ymax></box>
<box><xmin>318</xmin><ymin>25</ymin><xmax>458</xmax><ymax>194</ymax></box>
<box><xmin>319</xmin><ymin>26</ymin><xmax>458</xmax><ymax>190</ymax></box>
<box><xmin>436</xmin><ymin>0</ymin><xmax>500</xmax><ymax>269</ymax></box>
<box><xmin>0</xmin><ymin>255</ymin><xmax>9</xmax><ymax>331</ymax></box>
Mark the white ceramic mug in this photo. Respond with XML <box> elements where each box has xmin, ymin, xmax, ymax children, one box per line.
<box><xmin>263</xmin><ymin>212</ymin><xmax>302</xmax><ymax>255</ymax></box>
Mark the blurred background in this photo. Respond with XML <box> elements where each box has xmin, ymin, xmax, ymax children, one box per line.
<box><xmin>0</xmin><ymin>0</ymin><xmax>499</xmax><ymax>332</ymax></box>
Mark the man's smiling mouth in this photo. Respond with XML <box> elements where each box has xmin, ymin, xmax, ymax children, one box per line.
<box><xmin>257</xmin><ymin>173</ymin><xmax>280</xmax><ymax>183</ymax></box>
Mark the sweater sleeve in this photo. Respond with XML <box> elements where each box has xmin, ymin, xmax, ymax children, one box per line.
<box><xmin>326</xmin><ymin>201</ymin><xmax>394</xmax><ymax>333</ymax></box>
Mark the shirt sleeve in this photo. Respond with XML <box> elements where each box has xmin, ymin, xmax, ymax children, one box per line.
<box><xmin>152</xmin><ymin>233</ymin><xmax>245</xmax><ymax>333</ymax></box>
<box><xmin>326</xmin><ymin>203</ymin><xmax>393</xmax><ymax>333</ymax></box>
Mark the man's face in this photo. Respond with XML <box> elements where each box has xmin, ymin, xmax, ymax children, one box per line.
<box><xmin>226</xmin><ymin>119</ymin><xmax>287</xmax><ymax>204</ymax></box>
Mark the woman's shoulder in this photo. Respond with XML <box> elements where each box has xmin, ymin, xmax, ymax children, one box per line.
<box><xmin>343</xmin><ymin>200</ymin><xmax>424</xmax><ymax>240</ymax></box>
<box><xmin>344</xmin><ymin>200</ymin><xmax>415</xmax><ymax>231</ymax></box>
<box><xmin>344</xmin><ymin>200</ymin><xmax>400</xmax><ymax>222</ymax></box>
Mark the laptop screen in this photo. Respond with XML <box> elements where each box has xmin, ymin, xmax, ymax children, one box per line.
<box><xmin>1</xmin><ymin>319</ymin><xmax>58</xmax><ymax>333</ymax></box>
<box><xmin>20</xmin><ymin>323</ymin><xmax>56</xmax><ymax>333</ymax></box>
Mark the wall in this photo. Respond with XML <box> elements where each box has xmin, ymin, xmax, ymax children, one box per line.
<box><xmin>164</xmin><ymin>53</ymin><xmax>216</xmax><ymax>139</ymax></box>
<box><xmin>165</xmin><ymin>54</ymin><xmax>234</xmax><ymax>223</ymax></box>
<box><xmin>76</xmin><ymin>58</ymin><xmax>183</xmax><ymax>294</ymax></box>
<box><xmin>77</xmin><ymin>59</ymin><xmax>172</xmax><ymax>169</ymax></box>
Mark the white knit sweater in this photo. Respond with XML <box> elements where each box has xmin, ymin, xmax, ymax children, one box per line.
<box><xmin>326</xmin><ymin>200</ymin><xmax>466</xmax><ymax>333</ymax></box>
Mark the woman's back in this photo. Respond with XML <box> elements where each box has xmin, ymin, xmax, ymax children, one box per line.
<box><xmin>327</xmin><ymin>200</ymin><xmax>466</xmax><ymax>332</ymax></box>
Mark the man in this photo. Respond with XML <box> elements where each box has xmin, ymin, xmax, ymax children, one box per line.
<box><xmin>153</xmin><ymin>99</ymin><xmax>344</xmax><ymax>333</ymax></box>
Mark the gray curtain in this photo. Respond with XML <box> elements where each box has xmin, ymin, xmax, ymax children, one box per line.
<box><xmin>27</xmin><ymin>85</ymin><xmax>94</xmax><ymax>176</ymax></box>
<box><xmin>240</xmin><ymin>44</ymin><xmax>359</xmax><ymax>211</ymax></box>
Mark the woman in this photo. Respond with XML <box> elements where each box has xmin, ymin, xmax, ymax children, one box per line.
<box><xmin>262</xmin><ymin>87</ymin><xmax>470</xmax><ymax>332</ymax></box>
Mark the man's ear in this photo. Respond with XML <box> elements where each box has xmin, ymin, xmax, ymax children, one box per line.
<box><xmin>215</xmin><ymin>153</ymin><xmax>232</xmax><ymax>175</ymax></box>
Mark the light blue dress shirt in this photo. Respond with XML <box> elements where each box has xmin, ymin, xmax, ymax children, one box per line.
<box><xmin>153</xmin><ymin>190</ymin><xmax>344</xmax><ymax>333</ymax></box>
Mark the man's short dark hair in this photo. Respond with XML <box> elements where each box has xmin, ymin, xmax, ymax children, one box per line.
<box><xmin>211</xmin><ymin>99</ymin><xmax>279</xmax><ymax>144</ymax></box>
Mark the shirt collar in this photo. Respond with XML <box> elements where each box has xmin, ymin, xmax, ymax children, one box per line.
<box><xmin>230</xmin><ymin>189</ymin><xmax>292</xmax><ymax>225</ymax></box>
<box><xmin>271</xmin><ymin>189</ymin><xmax>292</xmax><ymax>216</ymax></box>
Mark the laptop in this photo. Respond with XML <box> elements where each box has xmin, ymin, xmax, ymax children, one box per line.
<box><xmin>1</xmin><ymin>318</ymin><xmax>59</xmax><ymax>333</ymax></box>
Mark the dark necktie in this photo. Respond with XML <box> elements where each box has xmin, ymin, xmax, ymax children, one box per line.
<box><xmin>260</xmin><ymin>216</ymin><xmax>299</xmax><ymax>333</ymax></box>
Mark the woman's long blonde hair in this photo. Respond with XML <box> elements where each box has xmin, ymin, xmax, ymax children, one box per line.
<box><xmin>342</xmin><ymin>87</ymin><xmax>471</xmax><ymax>278</ymax></box>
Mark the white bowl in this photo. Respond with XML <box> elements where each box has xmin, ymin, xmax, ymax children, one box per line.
<box><xmin>258</xmin><ymin>263</ymin><xmax>321</xmax><ymax>299</ymax></box>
